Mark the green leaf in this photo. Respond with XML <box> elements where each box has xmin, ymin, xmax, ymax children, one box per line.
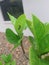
<box><xmin>1</xmin><ymin>54</ymin><xmax>7</xmax><ymax>63</ymax></box>
<box><xmin>14</xmin><ymin>14</ymin><xmax>27</xmax><ymax>35</ymax></box>
<box><xmin>5</xmin><ymin>60</ymin><xmax>16</xmax><ymax>65</ymax></box>
<box><xmin>7</xmin><ymin>13</ymin><xmax>17</xmax><ymax>26</ymax></box>
<box><xmin>1</xmin><ymin>54</ymin><xmax>12</xmax><ymax>63</ymax></box>
<box><xmin>45</xmin><ymin>23</ymin><xmax>49</xmax><ymax>34</ymax></box>
<box><xmin>0</xmin><ymin>61</ymin><xmax>2</xmax><ymax>65</ymax></box>
<box><xmin>32</xmin><ymin>15</ymin><xmax>45</xmax><ymax>41</ymax></box>
<box><xmin>5</xmin><ymin>63</ymin><xmax>11</xmax><ymax>65</ymax></box>
<box><xmin>29</xmin><ymin>47</ymin><xmax>49</xmax><ymax>65</ymax></box>
<box><xmin>6</xmin><ymin>54</ymin><xmax>12</xmax><ymax>63</ymax></box>
<box><xmin>6</xmin><ymin>28</ymin><xmax>22</xmax><ymax>48</ymax></box>
<box><xmin>29</xmin><ymin>36</ymin><xmax>38</xmax><ymax>50</ymax></box>
<box><xmin>39</xmin><ymin>34</ymin><xmax>49</xmax><ymax>54</ymax></box>
<box><xmin>27</xmin><ymin>15</ymin><xmax>46</xmax><ymax>55</ymax></box>
<box><xmin>29</xmin><ymin>36</ymin><xmax>34</xmax><ymax>45</ymax></box>
<box><xmin>29</xmin><ymin>15</ymin><xmax>45</xmax><ymax>55</ymax></box>
<box><xmin>29</xmin><ymin>47</ymin><xmax>39</xmax><ymax>65</ymax></box>
<box><xmin>26</xmin><ymin>20</ymin><xmax>34</xmax><ymax>34</ymax></box>
<box><xmin>11</xmin><ymin>60</ymin><xmax>16</xmax><ymax>65</ymax></box>
<box><xmin>8</xmin><ymin>13</ymin><xmax>27</xmax><ymax>35</ymax></box>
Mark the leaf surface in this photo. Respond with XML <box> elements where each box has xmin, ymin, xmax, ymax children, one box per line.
<box><xmin>26</xmin><ymin>20</ymin><xmax>33</xmax><ymax>34</ymax></box>
<box><xmin>29</xmin><ymin>47</ymin><xmax>49</xmax><ymax>65</ymax></box>
<box><xmin>45</xmin><ymin>23</ymin><xmax>49</xmax><ymax>34</ymax></box>
<box><xmin>15</xmin><ymin>14</ymin><xmax>27</xmax><ymax>35</ymax></box>
<box><xmin>39</xmin><ymin>34</ymin><xmax>49</xmax><ymax>54</ymax></box>
<box><xmin>8</xmin><ymin>13</ymin><xmax>17</xmax><ymax>26</ymax></box>
<box><xmin>6</xmin><ymin>28</ymin><xmax>22</xmax><ymax>48</ymax></box>
<box><xmin>11</xmin><ymin>60</ymin><xmax>16</xmax><ymax>65</ymax></box>
<box><xmin>32</xmin><ymin>15</ymin><xmax>45</xmax><ymax>41</ymax></box>
<box><xmin>1</xmin><ymin>54</ymin><xmax>12</xmax><ymax>63</ymax></box>
<box><xmin>1</xmin><ymin>54</ymin><xmax>7</xmax><ymax>63</ymax></box>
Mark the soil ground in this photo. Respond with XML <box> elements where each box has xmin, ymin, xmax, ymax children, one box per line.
<box><xmin>0</xmin><ymin>32</ymin><xmax>30</xmax><ymax>65</ymax></box>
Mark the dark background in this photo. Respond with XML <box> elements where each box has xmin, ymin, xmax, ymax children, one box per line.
<box><xmin>0</xmin><ymin>0</ymin><xmax>24</xmax><ymax>21</ymax></box>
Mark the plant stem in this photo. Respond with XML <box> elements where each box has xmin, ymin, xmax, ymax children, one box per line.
<box><xmin>21</xmin><ymin>41</ymin><xmax>29</xmax><ymax>60</ymax></box>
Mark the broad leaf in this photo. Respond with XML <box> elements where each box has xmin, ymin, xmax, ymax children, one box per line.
<box><xmin>14</xmin><ymin>14</ymin><xmax>27</xmax><ymax>35</ymax></box>
<box><xmin>29</xmin><ymin>47</ymin><xmax>39</xmax><ymax>65</ymax></box>
<box><xmin>26</xmin><ymin>20</ymin><xmax>34</xmax><ymax>34</ymax></box>
<box><xmin>32</xmin><ymin>15</ymin><xmax>45</xmax><ymax>41</ymax></box>
<box><xmin>8</xmin><ymin>13</ymin><xmax>17</xmax><ymax>26</ymax></box>
<box><xmin>27</xmin><ymin>15</ymin><xmax>45</xmax><ymax>55</ymax></box>
<box><xmin>1</xmin><ymin>54</ymin><xmax>12</xmax><ymax>63</ymax></box>
<box><xmin>29</xmin><ymin>47</ymin><xmax>49</xmax><ymax>65</ymax></box>
<box><xmin>6</xmin><ymin>54</ymin><xmax>12</xmax><ymax>63</ymax></box>
<box><xmin>6</xmin><ymin>28</ymin><xmax>22</xmax><ymax>48</ymax></box>
<box><xmin>31</xmin><ymin>15</ymin><xmax>46</xmax><ymax>55</ymax></box>
<box><xmin>39</xmin><ymin>34</ymin><xmax>49</xmax><ymax>54</ymax></box>
<box><xmin>1</xmin><ymin>54</ymin><xmax>7</xmax><ymax>63</ymax></box>
<box><xmin>29</xmin><ymin>36</ymin><xmax>34</xmax><ymax>45</ymax></box>
<box><xmin>29</xmin><ymin>36</ymin><xmax>38</xmax><ymax>51</ymax></box>
<box><xmin>8</xmin><ymin>13</ymin><xmax>27</xmax><ymax>35</ymax></box>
